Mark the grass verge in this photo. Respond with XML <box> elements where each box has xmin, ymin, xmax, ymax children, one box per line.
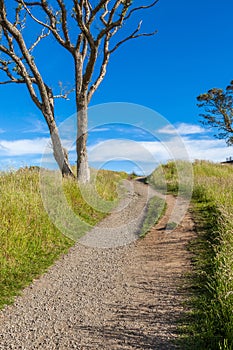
<box><xmin>139</xmin><ymin>196</ymin><xmax>166</xmax><ymax>238</ymax></box>
<box><xmin>186</xmin><ymin>161</ymin><xmax>233</xmax><ymax>349</ymax></box>
<box><xmin>0</xmin><ymin>167</ymin><xmax>127</xmax><ymax>310</ymax></box>
<box><xmin>150</xmin><ymin>161</ymin><xmax>233</xmax><ymax>349</ymax></box>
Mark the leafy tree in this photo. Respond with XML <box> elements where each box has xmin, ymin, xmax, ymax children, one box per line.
<box><xmin>197</xmin><ymin>80</ymin><xmax>233</xmax><ymax>145</ymax></box>
<box><xmin>0</xmin><ymin>1</ymin><xmax>158</xmax><ymax>182</ymax></box>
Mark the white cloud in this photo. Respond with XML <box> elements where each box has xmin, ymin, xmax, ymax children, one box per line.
<box><xmin>0</xmin><ymin>128</ymin><xmax>230</xmax><ymax>172</ymax></box>
<box><xmin>0</xmin><ymin>138</ymin><xmax>50</xmax><ymax>156</ymax></box>
<box><xmin>88</xmin><ymin>139</ymin><xmax>158</xmax><ymax>175</ymax></box>
<box><xmin>88</xmin><ymin>136</ymin><xmax>230</xmax><ymax>166</ymax></box>
<box><xmin>89</xmin><ymin>127</ymin><xmax>110</xmax><ymax>133</ymax></box>
<box><xmin>183</xmin><ymin>138</ymin><xmax>231</xmax><ymax>162</ymax></box>
<box><xmin>158</xmin><ymin>122</ymin><xmax>206</xmax><ymax>135</ymax></box>
<box><xmin>88</xmin><ymin>139</ymin><xmax>157</xmax><ymax>163</ymax></box>
<box><xmin>141</xmin><ymin>137</ymin><xmax>230</xmax><ymax>163</ymax></box>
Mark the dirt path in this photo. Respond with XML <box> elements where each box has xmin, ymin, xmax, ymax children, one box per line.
<box><xmin>110</xmin><ymin>194</ymin><xmax>195</xmax><ymax>349</ymax></box>
<box><xmin>0</xmin><ymin>182</ymin><xmax>195</xmax><ymax>349</ymax></box>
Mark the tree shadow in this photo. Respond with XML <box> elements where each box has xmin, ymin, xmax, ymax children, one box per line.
<box><xmin>75</xmin><ymin>274</ymin><xmax>189</xmax><ymax>349</ymax></box>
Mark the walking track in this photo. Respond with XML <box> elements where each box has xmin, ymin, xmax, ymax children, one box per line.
<box><xmin>0</xmin><ymin>180</ymin><xmax>196</xmax><ymax>349</ymax></box>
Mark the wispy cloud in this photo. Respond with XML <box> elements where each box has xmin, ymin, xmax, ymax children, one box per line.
<box><xmin>23</xmin><ymin>119</ymin><xmax>49</xmax><ymax>134</ymax></box>
<box><xmin>88</xmin><ymin>139</ymin><xmax>158</xmax><ymax>163</ymax></box>
<box><xmin>183</xmin><ymin>138</ymin><xmax>230</xmax><ymax>162</ymax></box>
<box><xmin>0</xmin><ymin>122</ymin><xmax>230</xmax><ymax>172</ymax></box>
<box><xmin>0</xmin><ymin>128</ymin><xmax>5</xmax><ymax>134</ymax></box>
<box><xmin>89</xmin><ymin>127</ymin><xmax>110</xmax><ymax>133</ymax></box>
<box><xmin>88</xmin><ymin>139</ymin><xmax>158</xmax><ymax>175</ymax></box>
<box><xmin>142</xmin><ymin>138</ymin><xmax>229</xmax><ymax>163</ymax></box>
<box><xmin>88</xmin><ymin>136</ymin><xmax>229</xmax><ymax>165</ymax></box>
<box><xmin>0</xmin><ymin>143</ymin><xmax>8</xmax><ymax>151</ymax></box>
<box><xmin>0</xmin><ymin>138</ymin><xmax>50</xmax><ymax>156</ymax></box>
<box><xmin>158</xmin><ymin>123</ymin><xmax>206</xmax><ymax>135</ymax></box>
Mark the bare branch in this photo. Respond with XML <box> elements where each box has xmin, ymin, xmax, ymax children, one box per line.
<box><xmin>87</xmin><ymin>34</ymin><xmax>110</xmax><ymax>102</ymax></box>
<box><xmin>110</xmin><ymin>21</ymin><xmax>158</xmax><ymax>53</ymax></box>
<box><xmin>108</xmin><ymin>0</ymin><xmax>123</xmax><ymax>24</ymax></box>
<box><xmin>81</xmin><ymin>36</ymin><xmax>88</xmax><ymax>59</ymax></box>
<box><xmin>100</xmin><ymin>2</ymin><xmax>109</xmax><ymax>26</ymax></box>
<box><xmin>0</xmin><ymin>43</ymin><xmax>41</xmax><ymax>108</ymax></box>
<box><xmin>29</xmin><ymin>27</ymin><xmax>50</xmax><ymax>52</ymax></box>
<box><xmin>23</xmin><ymin>1</ymin><xmax>42</xmax><ymax>5</ymax></box>
<box><xmin>0</xmin><ymin>59</ymin><xmax>24</xmax><ymax>83</ymax></box>
<box><xmin>14</xmin><ymin>3</ymin><xmax>22</xmax><ymax>27</ymax></box>
<box><xmin>88</xmin><ymin>0</ymin><xmax>109</xmax><ymax>25</ymax></box>
<box><xmin>82</xmin><ymin>46</ymin><xmax>98</xmax><ymax>89</ymax></box>
<box><xmin>124</xmin><ymin>0</ymin><xmax>160</xmax><ymax>20</ymax></box>
<box><xmin>54</xmin><ymin>81</ymin><xmax>75</xmax><ymax>100</ymax></box>
<box><xmin>83</xmin><ymin>0</ymin><xmax>91</xmax><ymax>23</ymax></box>
<box><xmin>96</xmin><ymin>1</ymin><xmax>131</xmax><ymax>42</ymax></box>
<box><xmin>17</xmin><ymin>1</ymin><xmax>52</xmax><ymax>32</ymax></box>
<box><xmin>18</xmin><ymin>0</ymin><xmax>74</xmax><ymax>51</ymax></box>
<box><xmin>2</xmin><ymin>26</ymin><xmax>14</xmax><ymax>52</ymax></box>
<box><xmin>55</xmin><ymin>0</ymin><xmax>71</xmax><ymax>46</ymax></box>
<box><xmin>0</xmin><ymin>80</ymin><xmax>23</xmax><ymax>84</ymax></box>
<box><xmin>1</xmin><ymin>0</ymin><xmax>75</xmax><ymax>177</ymax></box>
<box><xmin>73</xmin><ymin>1</ymin><xmax>95</xmax><ymax>47</ymax></box>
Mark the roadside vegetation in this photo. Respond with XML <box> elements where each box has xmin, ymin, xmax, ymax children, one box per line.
<box><xmin>0</xmin><ymin>167</ymin><xmax>127</xmax><ymax>310</ymax></box>
<box><xmin>148</xmin><ymin>160</ymin><xmax>193</xmax><ymax>197</ymax></box>
<box><xmin>190</xmin><ymin>161</ymin><xmax>233</xmax><ymax>349</ymax></box>
<box><xmin>149</xmin><ymin>160</ymin><xmax>233</xmax><ymax>349</ymax></box>
<box><xmin>140</xmin><ymin>196</ymin><xmax>166</xmax><ymax>238</ymax></box>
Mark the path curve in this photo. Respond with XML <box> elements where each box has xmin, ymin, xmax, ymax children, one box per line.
<box><xmin>0</xmin><ymin>181</ymin><xmax>195</xmax><ymax>349</ymax></box>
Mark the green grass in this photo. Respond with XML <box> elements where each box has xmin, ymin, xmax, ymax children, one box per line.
<box><xmin>149</xmin><ymin>161</ymin><xmax>233</xmax><ymax>349</ymax></box>
<box><xmin>187</xmin><ymin>161</ymin><xmax>233</xmax><ymax>349</ymax></box>
<box><xmin>148</xmin><ymin>160</ymin><xmax>193</xmax><ymax>197</ymax></box>
<box><xmin>139</xmin><ymin>196</ymin><xmax>166</xmax><ymax>238</ymax></box>
<box><xmin>0</xmin><ymin>167</ymin><xmax>127</xmax><ymax>310</ymax></box>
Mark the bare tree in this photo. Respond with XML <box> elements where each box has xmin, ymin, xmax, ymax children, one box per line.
<box><xmin>0</xmin><ymin>1</ymin><xmax>75</xmax><ymax>177</ymax></box>
<box><xmin>1</xmin><ymin>0</ymin><xmax>158</xmax><ymax>183</ymax></box>
<box><xmin>197</xmin><ymin>80</ymin><xmax>233</xmax><ymax>145</ymax></box>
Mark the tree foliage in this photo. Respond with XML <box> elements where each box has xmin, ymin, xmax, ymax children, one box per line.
<box><xmin>197</xmin><ymin>80</ymin><xmax>233</xmax><ymax>145</ymax></box>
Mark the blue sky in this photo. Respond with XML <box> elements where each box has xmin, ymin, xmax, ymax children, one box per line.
<box><xmin>1</xmin><ymin>0</ymin><xmax>233</xmax><ymax>173</ymax></box>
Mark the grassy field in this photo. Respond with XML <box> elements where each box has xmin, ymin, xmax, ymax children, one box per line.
<box><xmin>0</xmin><ymin>167</ymin><xmax>127</xmax><ymax>310</ymax></box>
<box><xmin>149</xmin><ymin>161</ymin><xmax>233</xmax><ymax>349</ymax></box>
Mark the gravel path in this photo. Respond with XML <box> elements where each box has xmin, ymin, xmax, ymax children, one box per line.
<box><xmin>0</xmin><ymin>180</ymin><xmax>195</xmax><ymax>349</ymax></box>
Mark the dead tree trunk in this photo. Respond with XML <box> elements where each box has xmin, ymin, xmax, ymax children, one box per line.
<box><xmin>42</xmin><ymin>87</ymin><xmax>74</xmax><ymax>177</ymax></box>
<box><xmin>49</xmin><ymin>119</ymin><xmax>74</xmax><ymax>177</ymax></box>
<box><xmin>76</xmin><ymin>96</ymin><xmax>90</xmax><ymax>183</ymax></box>
<box><xmin>8</xmin><ymin>0</ymin><xmax>159</xmax><ymax>182</ymax></box>
<box><xmin>74</xmin><ymin>52</ymin><xmax>90</xmax><ymax>184</ymax></box>
<box><xmin>0</xmin><ymin>2</ymin><xmax>75</xmax><ymax>178</ymax></box>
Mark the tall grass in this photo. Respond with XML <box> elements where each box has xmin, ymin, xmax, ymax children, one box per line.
<box><xmin>0</xmin><ymin>167</ymin><xmax>127</xmax><ymax>310</ymax></box>
<box><xmin>149</xmin><ymin>161</ymin><xmax>233</xmax><ymax>349</ymax></box>
<box><xmin>190</xmin><ymin>161</ymin><xmax>233</xmax><ymax>349</ymax></box>
<box><xmin>139</xmin><ymin>196</ymin><xmax>166</xmax><ymax>238</ymax></box>
<box><xmin>148</xmin><ymin>160</ymin><xmax>193</xmax><ymax>197</ymax></box>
